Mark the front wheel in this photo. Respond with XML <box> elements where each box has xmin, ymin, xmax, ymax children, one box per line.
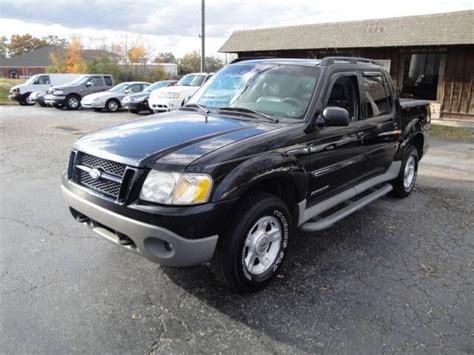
<box><xmin>391</xmin><ymin>146</ymin><xmax>419</xmax><ymax>198</ymax></box>
<box><xmin>105</xmin><ymin>99</ymin><xmax>120</xmax><ymax>112</ymax></box>
<box><xmin>65</xmin><ymin>94</ymin><xmax>81</xmax><ymax>110</ymax></box>
<box><xmin>211</xmin><ymin>193</ymin><xmax>292</xmax><ymax>293</ymax></box>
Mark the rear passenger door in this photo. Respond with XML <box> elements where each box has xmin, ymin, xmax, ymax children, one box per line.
<box><xmin>359</xmin><ymin>72</ymin><xmax>401</xmax><ymax>177</ymax></box>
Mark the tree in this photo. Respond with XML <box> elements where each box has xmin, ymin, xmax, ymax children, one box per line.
<box><xmin>8</xmin><ymin>34</ymin><xmax>47</xmax><ymax>56</ymax></box>
<box><xmin>0</xmin><ymin>36</ymin><xmax>7</xmax><ymax>58</ymax></box>
<box><xmin>205</xmin><ymin>55</ymin><xmax>224</xmax><ymax>72</ymax></box>
<box><xmin>49</xmin><ymin>37</ymin><xmax>87</xmax><ymax>73</ymax></box>
<box><xmin>153</xmin><ymin>52</ymin><xmax>176</xmax><ymax>64</ymax></box>
<box><xmin>128</xmin><ymin>44</ymin><xmax>147</xmax><ymax>64</ymax></box>
<box><xmin>148</xmin><ymin>66</ymin><xmax>169</xmax><ymax>82</ymax></box>
<box><xmin>178</xmin><ymin>51</ymin><xmax>201</xmax><ymax>75</ymax></box>
<box><xmin>42</xmin><ymin>35</ymin><xmax>67</xmax><ymax>48</ymax></box>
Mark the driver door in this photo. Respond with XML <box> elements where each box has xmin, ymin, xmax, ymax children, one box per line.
<box><xmin>306</xmin><ymin>71</ymin><xmax>370</xmax><ymax>206</ymax></box>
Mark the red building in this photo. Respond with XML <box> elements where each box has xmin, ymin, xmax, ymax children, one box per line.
<box><xmin>0</xmin><ymin>45</ymin><xmax>54</xmax><ymax>78</ymax></box>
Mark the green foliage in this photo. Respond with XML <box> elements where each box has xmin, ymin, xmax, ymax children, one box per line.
<box><xmin>154</xmin><ymin>52</ymin><xmax>177</xmax><ymax>64</ymax></box>
<box><xmin>0</xmin><ymin>78</ymin><xmax>24</xmax><ymax>104</ymax></box>
<box><xmin>0</xmin><ymin>36</ymin><xmax>7</xmax><ymax>58</ymax></box>
<box><xmin>205</xmin><ymin>55</ymin><xmax>224</xmax><ymax>72</ymax></box>
<box><xmin>178</xmin><ymin>51</ymin><xmax>201</xmax><ymax>75</ymax></box>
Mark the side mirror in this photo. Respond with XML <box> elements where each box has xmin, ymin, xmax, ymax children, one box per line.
<box><xmin>317</xmin><ymin>107</ymin><xmax>350</xmax><ymax>127</ymax></box>
<box><xmin>85</xmin><ymin>81</ymin><xmax>92</xmax><ymax>87</ymax></box>
<box><xmin>124</xmin><ymin>89</ymin><xmax>131</xmax><ymax>94</ymax></box>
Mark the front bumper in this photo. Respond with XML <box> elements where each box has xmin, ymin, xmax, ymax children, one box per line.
<box><xmin>149</xmin><ymin>98</ymin><xmax>181</xmax><ymax>112</ymax></box>
<box><xmin>81</xmin><ymin>101</ymin><xmax>106</xmax><ymax>109</ymax></box>
<box><xmin>8</xmin><ymin>93</ymin><xmax>21</xmax><ymax>102</ymax></box>
<box><xmin>123</xmin><ymin>101</ymin><xmax>149</xmax><ymax>111</ymax></box>
<box><xmin>61</xmin><ymin>185</ymin><xmax>219</xmax><ymax>267</ymax></box>
<box><xmin>44</xmin><ymin>94</ymin><xmax>66</xmax><ymax>105</ymax></box>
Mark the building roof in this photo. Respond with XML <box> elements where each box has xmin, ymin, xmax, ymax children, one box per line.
<box><xmin>220</xmin><ymin>10</ymin><xmax>474</xmax><ymax>53</ymax></box>
<box><xmin>0</xmin><ymin>45</ymin><xmax>57</xmax><ymax>67</ymax></box>
<box><xmin>0</xmin><ymin>46</ymin><xmax>121</xmax><ymax>68</ymax></box>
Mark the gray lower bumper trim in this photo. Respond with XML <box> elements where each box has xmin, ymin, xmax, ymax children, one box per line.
<box><xmin>61</xmin><ymin>186</ymin><xmax>218</xmax><ymax>267</ymax></box>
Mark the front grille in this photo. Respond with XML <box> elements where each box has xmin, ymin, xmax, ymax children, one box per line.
<box><xmin>79</xmin><ymin>170</ymin><xmax>121</xmax><ymax>197</ymax></box>
<box><xmin>80</xmin><ymin>154</ymin><xmax>126</xmax><ymax>177</ymax></box>
<box><xmin>70</xmin><ymin>152</ymin><xmax>137</xmax><ymax>201</ymax></box>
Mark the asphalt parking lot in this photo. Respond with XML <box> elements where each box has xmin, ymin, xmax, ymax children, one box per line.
<box><xmin>1</xmin><ymin>105</ymin><xmax>473</xmax><ymax>354</ymax></box>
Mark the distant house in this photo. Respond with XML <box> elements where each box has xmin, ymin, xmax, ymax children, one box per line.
<box><xmin>220</xmin><ymin>10</ymin><xmax>474</xmax><ymax>121</ymax></box>
<box><xmin>0</xmin><ymin>45</ymin><xmax>56</xmax><ymax>78</ymax></box>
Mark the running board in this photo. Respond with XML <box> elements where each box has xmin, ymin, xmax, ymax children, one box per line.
<box><xmin>301</xmin><ymin>183</ymin><xmax>393</xmax><ymax>232</ymax></box>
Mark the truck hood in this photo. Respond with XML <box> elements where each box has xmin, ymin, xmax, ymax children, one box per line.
<box><xmin>73</xmin><ymin>110</ymin><xmax>274</xmax><ymax>167</ymax></box>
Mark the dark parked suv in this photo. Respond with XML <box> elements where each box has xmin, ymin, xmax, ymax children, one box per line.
<box><xmin>62</xmin><ymin>57</ymin><xmax>430</xmax><ymax>292</ymax></box>
<box><xmin>44</xmin><ymin>74</ymin><xmax>114</xmax><ymax>110</ymax></box>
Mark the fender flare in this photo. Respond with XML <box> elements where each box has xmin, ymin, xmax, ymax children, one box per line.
<box><xmin>212</xmin><ymin>152</ymin><xmax>308</xmax><ymax>203</ymax></box>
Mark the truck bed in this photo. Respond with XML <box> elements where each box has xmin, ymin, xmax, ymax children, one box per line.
<box><xmin>399</xmin><ymin>98</ymin><xmax>429</xmax><ymax>109</ymax></box>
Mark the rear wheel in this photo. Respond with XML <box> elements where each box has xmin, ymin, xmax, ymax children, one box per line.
<box><xmin>391</xmin><ymin>146</ymin><xmax>419</xmax><ymax>198</ymax></box>
<box><xmin>106</xmin><ymin>99</ymin><xmax>120</xmax><ymax>112</ymax></box>
<box><xmin>211</xmin><ymin>193</ymin><xmax>292</xmax><ymax>293</ymax></box>
<box><xmin>65</xmin><ymin>94</ymin><xmax>81</xmax><ymax>110</ymax></box>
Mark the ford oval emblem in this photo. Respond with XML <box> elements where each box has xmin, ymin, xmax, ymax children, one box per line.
<box><xmin>89</xmin><ymin>168</ymin><xmax>102</xmax><ymax>180</ymax></box>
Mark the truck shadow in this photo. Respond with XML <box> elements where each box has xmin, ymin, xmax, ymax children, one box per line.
<box><xmin>161</xmin><ymin>198</ymin><xmax>404</xmax><ymax>352</ymax></box>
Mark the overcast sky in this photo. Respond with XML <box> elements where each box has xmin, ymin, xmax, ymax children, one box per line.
<box><xmin>0</xmin><ymin>0</ymin><xmax>472</xmax><ymax>58</ymax></box>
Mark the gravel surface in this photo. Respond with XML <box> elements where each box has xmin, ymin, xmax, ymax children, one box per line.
<box><xmin>1</xmin><ymin>105</ymin><xmax>473</xmax><ymax>354</ymax></box>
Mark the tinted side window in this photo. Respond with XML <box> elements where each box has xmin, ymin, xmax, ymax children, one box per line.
<box><xmin>363</xmin><ymin>76</ymin><xmax>390</xmax><ymax>118</ymax></box>
<box><xmin>326</xmin><ymin>75</ymin><xmax>360</xmax><ymax>121</ymax></box>
<box><xmin>89</xmin><ymin>77</ymin><xmax>103</xmax><ymax>86</ymax></box>
<box><xmin>104</xmin><ymin>76</ymin><xmax>113</xmax><ymax>86</ymax></box>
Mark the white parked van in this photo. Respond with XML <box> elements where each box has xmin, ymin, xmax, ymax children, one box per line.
<box><xmin>8</xmin><ymin>73</ymin><xmax>83</xmax><ymax>106</ymax></box>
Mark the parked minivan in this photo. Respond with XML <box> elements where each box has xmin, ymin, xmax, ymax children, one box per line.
<box><xmin>43</xmin><ymin>74</ymin><xmax>114</xmax><ymax>110</ymax></box>
<box><xmin>8</xmin><ymin>73</ymin><xmax>82</xmax><ymax>106</ymax></box>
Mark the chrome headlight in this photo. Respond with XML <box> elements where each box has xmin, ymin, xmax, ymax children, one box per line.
<box><xmin>158</xmin><ymin>92</ymin><xmax>180</xmax><ymax>99</ymax></box>
<box><xmin>140</xmin><ymin>170</ymin><xmax>213</xmax><ymax>205</ymax></box>
<box><xmin>53</xmin><ymin>89</ymin><xmax>64</xmax><ymax>95</ymax></box>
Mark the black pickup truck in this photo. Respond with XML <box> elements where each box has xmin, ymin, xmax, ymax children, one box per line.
<box><xmin>62</xmin><ymin>57</ymin><xmax>430</xmax><ymax>292</ymax></box>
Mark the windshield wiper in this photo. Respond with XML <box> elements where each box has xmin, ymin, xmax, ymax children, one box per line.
<box><xmin>217</xmin><ymin>107</ymin><xmax>279</xmax><ymax>123</ymax></box>
<box><xmin>181</xmin><ymin>103</ymin><xmax>210</xmax><ymax>114</ymax></box>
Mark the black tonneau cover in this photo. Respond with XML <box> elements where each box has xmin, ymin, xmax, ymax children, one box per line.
<box><xmin>399</xmin><ymin>98</ymin><xmax>429</xmax><ymax>109</ymax></box>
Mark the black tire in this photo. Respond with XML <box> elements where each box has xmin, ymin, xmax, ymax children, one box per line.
<box><xmin>105</xmin><ymin>99</ymin><xmax>120</xmax><ymax>112</ymax></box>
<box><xmin>130</xmin><ymin>109</ymin><xmax>140</xmax><ymax>114</ymax></box>
<box><xmin>19</xmin><ymin>93</ymin><xmax>34</xmax><ymax>106</ymax></box>
<box><xmin>391</xmin><ymin>146</ymin><xmax>419</xmax><ymax>198</ymax></box>
<box><xmin>65</xmin><ymin>94</ymin><xmax>81</xmax><ymax>110</ymax></box>
<box><xmin>211</xmin><ymin>192</ymin><xmax>292</xmax><ymax>293</ymax></box>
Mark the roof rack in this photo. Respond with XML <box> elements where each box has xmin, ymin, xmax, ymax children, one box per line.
<box><xmin>230</xmin><ymin>56</ymin><xmax>275</xmax><ymax>64</ymax></box>
<box><xmin>320</xmin><ymin>57</ymin><xmax>381</xmax><ymax>66</ymax></box>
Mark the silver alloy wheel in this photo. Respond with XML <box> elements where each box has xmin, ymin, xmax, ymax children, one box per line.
<box><xmin>108</xmin><ymin>100</ymin><xmax>118</xmax><ymax>111</ymax></box>
<box><xmin>403</xmin><ymin>155</ymin><xmax>416</xmax><ymax>189</ymax></box>
<box><xmin>243</xmin><ymin>215</ymin><xmax>282</xmax><ymax>276</ymax></box>
<box><xmin>68</xmin><ymin>96</ymin><xmax>79</xmax><ymax>108</ymax></box>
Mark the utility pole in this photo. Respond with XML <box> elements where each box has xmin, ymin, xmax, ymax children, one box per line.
<box><xmin>200</xmin><ymin>0</ymin><xmax>205</xmax><ymax>72</ymax></box>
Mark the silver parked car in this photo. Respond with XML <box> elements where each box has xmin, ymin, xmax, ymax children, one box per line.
<box><xmin>81</xmin><ymin>81</ymin><xmax>150</xmax><ymax>112</ymax></box>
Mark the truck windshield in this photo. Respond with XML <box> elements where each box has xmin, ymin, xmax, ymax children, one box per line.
<box><xmin>188</xmin><ymin>63</ymin><xmax>320</xmax><ymax>120</ymax></box>
<box><xmin>69</xmin><ymin>76</ymin><xmax>89</xmax><ymax>85</ymax></box>
<box><xmin>145</xmin><ymin>81</ymin><xmax>169</xmax><ymax>92</ymax></box>
<box><xmin>25</xmin><ymin>75</ymin><xmax>40</xmax><ymax>84</ymax></box>
<box><xmin>177</xmin><ymin>74</ymin><xmax>206</xmax><ymax>87</ymax></box>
